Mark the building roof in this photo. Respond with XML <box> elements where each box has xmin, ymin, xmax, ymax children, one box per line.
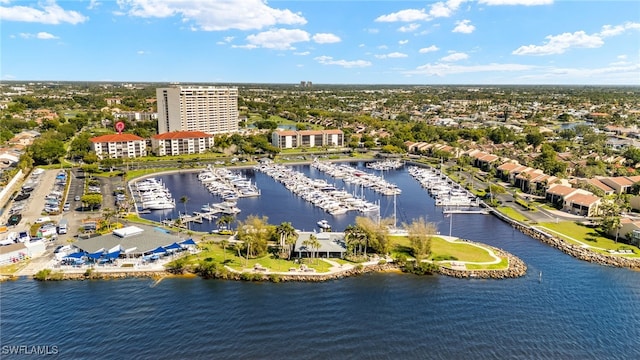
<box><xmin>323</xmin><ymin>129</ymin><xmax>343</xmax><ymax>134</ymax></box>
<box><xmin>587</xmin><ymin>179</ymin><xmax>615</xmax><ymax>193</ymax></box>
<box><xmin>90</xmin><ymin>133</ymin><xmax>144</xmax><ymax>143</ymax></box>
<box><xmin>274</xmin><ymin>130</ymin><xmax>297</xmax><ymax>136</ymax></box>
<box><xmin>72</xmin><ymin>225</ymin><xmax>184</xmax><ymax>255</ymax></box>
<box><xmin>294</xmin><ymin>231</ymin><xmax>347</xmax><ymax>254</ymax></box>
<box><xmin>497</xmin><ymin>162</ymin><xmax>521</xmax><ymax>172</ymax></box>
<box><xmin>478</xmin><ymin>154</ymin><xmax>499</xmax><ymax>162</ymax></box>
<box><xmin>604</xmin><ymin>176</ymin><xmax>634</xmax><ymax>187</ymax></box>
<box><xmin>152</xmin><ymin>131</ymin><xmax>212</xmax><ymax>140</ymax></box>
<box><xmin>546</xmin><ymin>185</ymin><xmax>577</xmax><ymax>197</ymax></box>
<box><xmin>565</xmin><ymin>193</ymin><xmax>601</xmax><ymax>207</ymax></box>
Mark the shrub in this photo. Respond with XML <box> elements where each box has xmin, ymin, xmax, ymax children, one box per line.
<box><xmin>34</xmin><ymin>269</ymin><xmax>52</xmax><ymax>281</ymax></box>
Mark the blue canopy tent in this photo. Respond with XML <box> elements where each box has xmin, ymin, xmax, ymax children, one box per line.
<box><xmin>165</xmin><ymin>242</ymin><xmax>182</xmax><ymax>250</ymax></box>
<box><xmin>87</xmin><ymin>251</ymin><xmax>104</xmax><ymax>260</ymax></box>
<box><xmin>63</xmin><ymin>252</ymin><xmax>86</xmax><ymax>259</ymax></box>
<box><xmin>180</xmin><ymin>239</ymin><xmax>196</xmax><ymax>246</ymax></box>
<box><xmin>150</xmin><ymin>246</ymin><xmax>167</xmax><ymax>255</ymax></box>
<box><xmin>105</xmin><ymin>250</ymin><xmax>121</xmax><ymax>260</ymax></box>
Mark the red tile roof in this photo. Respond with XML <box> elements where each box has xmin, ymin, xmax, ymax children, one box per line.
<box><xmin>497</xmin><ymin>162</ymin><xmax>521</xmax><ymax>171</ymax></box>
<box><xmin>546</xmin><ymin>185</ymin><xmax>577</xmax><ymax>197</ymax></box>
<box><xmin>274</xmin><ymin>131</ymin><xmax>297</xmax><ymax>136</ymax></box>
<box><xmin>152</xmin><ymin>131</ymin><xmax>212</xmax><ymax>140</ymax></box>
<box><xmin>566</xmin><ymin>193</ymin><xmax>601</xmax><ymax>207</ymax></box>
<box><xmin>90</xmin><ymin>133</ymin><xmax>144</xmax><ymax>143</ymax></box>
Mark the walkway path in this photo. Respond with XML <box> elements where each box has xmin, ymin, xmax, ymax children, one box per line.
<box><xmin>533</xmin><ymin>226</ymin><xmax>607</xmax><ymax>251</ymax></box>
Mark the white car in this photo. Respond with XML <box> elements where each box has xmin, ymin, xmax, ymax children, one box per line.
<box><xmin>35</xmin><ymin>217</ymin><xmax>51</xmax><ymax>224</ymax></box>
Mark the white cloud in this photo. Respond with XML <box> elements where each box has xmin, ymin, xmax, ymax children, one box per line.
<box><xmin>375</xmin><ymin>0</ymin><xmax>466</xmax><ymax>23</ymax></box>
<box><xmin>19</xmin><ymin>31</ymin><xmax>59</xmax><ymax>40</ymax></box>
<box><xmin>312</xmin><ymin>33</ymin><xmax>341</xmax><ymax>44</ymax></box>
<box><xmin>217</xmin><ymin>36</ymin><xmax>235</xmax><ymax>45</ymax></box>
<box><xmin>453</xmin><ymin>20</ymin><xmax>475</xmax><ymax>34</ymax></box>
<box><xmin>0</xmin><ymin>0</ymin><xmax>88</xmax><ymax>24</ymax></box>
<box><xmin>617</xmin><ymin>54</ymin><xmax>628</xmax><ymax>60</ymax></box>
<box><xmin>440</xmin><ymin>52</ymin><xmax>468</xmax><ymax>62</ymax></box>
<box><xmin>513</xmin><ymin>31</ymin><xmax>603</xmax><ymax>55</ymax></box>
<box><xmin>375</xmin><ymin>52</ymin><xmax>409</xmax><ymax>59</ymax></box>
<box><xmin>244</xmin><ymin>28</ymin><xmax>310</xmax><ymax>50</ymax></box>
<box><xmin>598</xmin><ymin>22</ymin><xmax>640</xmax><ymax>37</ymax></box>
<box><xmin>365</xmin><ymin>28</ymin><xmax>379</xmax><ymax>34</ymax></box>
<box><xmin>378</xmin><ymin>45</ymin><xmax>388</xmax><ymax>50</ymax></box>
<box><xmin>513</xmin><ymin>22</ymin><xmax>639</xmax><ymax>56</ymax></box>
<box><xmin>375</xmin><ymin>9</ymin><xmax>429</xmax><ymax>22</ymax></box>
<box><xmin>399</xmin><ymin>39</ymin><xmax>409</xmax><ymax>45</ymax></box>
<box><xmin>398</xmin><ymin>23</ymin><xmax>421</xmax><ymax>32</ymax></box>
<box><xmin>294</xmin><ymin>51</ymin><xmax>310</xmax><ymax>56</ymax></box>
<box><xmin>419</xmin><ymin>45</ymin><xmax>439</xmax><ymax>53</ymax></box>
<box><xmin>478</xmin><ymin>0</ymin><xmax>553</xmax><ymax>5</ymax></box>
<box><xmin>315</xmin><ymin>56</ymin><xmax>372</xmax><ymax>68</ymax></box>
<box><xmin>137</xmin><ymin>50</ymin><xmax>151</xmax><ymax>55</ymax></box>
<box><xmin>116</xmin><ymin>0</ymin><xmax>306</xmax><ymax>31</ymax></box>
<box><xmin>610</xmin><ymin>61</ymin><xmax>630</xmax><ymax>66</ymax></box>
<box><xmin>406</xmin><ymin>62</ymin><xmax>534</xmax><ymax>76</ymax></box>
<box><xmin>36</xmin><ymin>31</ymin><xmax>58</xmax><ymax>39</ymax></box>
<box><xmin>88</xmin><ymin>0</ymin><xmax>101</xmax><ymax>10</ymax></box>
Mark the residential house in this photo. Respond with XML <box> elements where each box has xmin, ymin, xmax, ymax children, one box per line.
<box><xmin>599</xmin><ymin>176</ymin><xmax>637</xmax><ymax>194</ymax></box>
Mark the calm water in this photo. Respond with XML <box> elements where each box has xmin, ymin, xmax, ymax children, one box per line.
<box><xmin>1</xmin><ymin>163</ymin><xmax>639</xmax><ymax>359</ymax></box>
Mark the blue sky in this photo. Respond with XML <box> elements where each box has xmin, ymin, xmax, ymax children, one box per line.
<box><xmin>1</xmin><ymin>0</ymin><xmax>639</xmax><ymax>85</ymax></box>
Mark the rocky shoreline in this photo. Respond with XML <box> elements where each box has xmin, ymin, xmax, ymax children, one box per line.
<box><xmin>28</xmin><ymin>250</ymin><xmax>527</xmax><ymax>282</ymax></box>
<box><xmin>491</xmin><ymin>209</ymin><xmax>640</xmax><ymax>270</ymax></box>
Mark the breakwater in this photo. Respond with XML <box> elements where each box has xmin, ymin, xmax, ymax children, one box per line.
<box><xmin>490</xmin><ymin>208</ymin><xmax>640</xmax><ymax>270</ymax></box>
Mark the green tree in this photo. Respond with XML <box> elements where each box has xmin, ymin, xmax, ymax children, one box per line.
<box><xmin>302</xmin><ymin>234</ymin><xmax>321</xmax><ymax>263</ymax></box>
<box><xmin>275</xmin><ymin>222</ymin><xmax>297</xmax><ymax>258</ymax></box>
<box><xmin>236</xmin><ymin>215</ymin><xmax>271</xmax><ymax>259</ymax></box>
<box><xmin>406</xmin><ymin>217</ymin><xmax>437</xmax><ymax>259</ymax></box>
<box><xmin>28</xmin><ymin>137</ymin><xmax>65</xmax><ymax>165</ymax></box>
<box><xmin>81</xmin><ymin>193</ymin><xmax>103</xmax><ymax>211</ymax></box>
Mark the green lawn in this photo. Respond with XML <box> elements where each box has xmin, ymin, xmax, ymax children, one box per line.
<box><xmin>466</xmin><ymin>257</ymin><xmax>509</xmax><ymax>270</ymax></box>
<box><xmin>178</xmin><ymin>242</ymin><xmax>333</xmax><ymax>273</ymax></box>
<box><xmin>388</xmin><ymin>236</ymin><xmax>500</xmax><ymax>265</ymax></box>
<box><xmin>429</xmin><ymin>237</ymin><xmax>497</xmax><ymax>263</ymax></box>
<box><xmin>496</xmin><ymin>206</ymin><xmax>530</xmax><ymax>223</ymax></box>
<box><xmin>538</xmin><ymin>221</ymin><xmax>640</xmax><ymax>256</ymax></box>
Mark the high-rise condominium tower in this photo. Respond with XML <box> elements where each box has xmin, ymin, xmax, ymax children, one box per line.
<box><xmin>156</xmin><ymin>86</ymin><xmax>239</xmax><ymax>134</ymax></box>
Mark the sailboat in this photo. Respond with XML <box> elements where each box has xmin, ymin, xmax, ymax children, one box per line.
<box><xmin>388</xmin><ymin>193</ymin><xmax>408</xmax><ymax>236</ymax></box>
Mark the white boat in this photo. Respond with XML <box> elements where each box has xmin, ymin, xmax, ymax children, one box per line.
<box><xmin>317</xmin><ymin>219</ymin><xmax>332</xmax><ymax>229</ymax></box>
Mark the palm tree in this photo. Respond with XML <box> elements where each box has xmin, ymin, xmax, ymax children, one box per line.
<box><xmin>309</xmin><ymin>234</ymin><xmax>321</xmax><ymax>263</ymax></box>
<box><xmin>102</xmin><ymin>207</ymin><xmax>116</xmax><ymax>231</ymax></box>
<box><xmin>220</xmin><ymin>239</ymin><xmax>229</xmax><ymax>261</ymax></box>
<box><xmin>217</xmin><ymin>215</ymin><xmax>235</xmax><ymax>231</ymax></box>
<box><xmin>180</xmin><ymin>195</ymin><xmax>189</xmax><ymax>215</ymax></box>
<box><xmin>275</xmin><ymin>222</ymin><xmax>296</xmax><ymax>257</ymax></box>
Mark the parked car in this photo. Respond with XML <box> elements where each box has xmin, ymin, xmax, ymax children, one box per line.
<box><xmin>14</xmin><ymin>193</ymin><xmax>30</xmax><ymax>201</ymax></box>
<box><xmin>74</xmin><ymin>195</ymin><xmax>81</xmax><ymax>201</ymax></box>
<box><xmin>7</xmin><ymin>213</ymin><xmax>22</xmax><ymax>226</ymax></box>
<box><xmin>35</xmin><ymin>216</ymin><xmax>51</xmax><ymax>224</ymax></box>
<box><xmin>63</xmin><ymin>202</ymin><xmax>71</xmax><ymax>211</ymax></box>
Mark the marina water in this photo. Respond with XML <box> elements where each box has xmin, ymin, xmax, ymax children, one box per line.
<box><xmin>1</xmin><ymin>163</ymin><xmax>639</xmax><ymax>359</ymax></box>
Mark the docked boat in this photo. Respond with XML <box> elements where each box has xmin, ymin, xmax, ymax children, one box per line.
<box><xmin>317</xmin><ymin>219</ymin><xmax>332</xmax><ymax>230</ymax></box>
